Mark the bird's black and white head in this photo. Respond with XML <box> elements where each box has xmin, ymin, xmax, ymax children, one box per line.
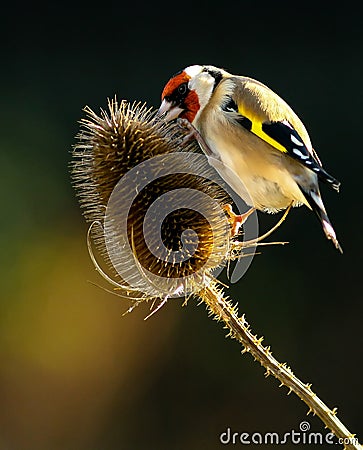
<box><xmin>158</xmin><ymin>65</ymin><xmax>228</xmax><ymax>124</ymax></box>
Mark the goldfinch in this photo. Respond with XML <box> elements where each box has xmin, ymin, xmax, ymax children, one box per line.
<box><xmin>158</xmin><ymin>65</ymin><xmax>342</xmax><ymax>252</ymax></box>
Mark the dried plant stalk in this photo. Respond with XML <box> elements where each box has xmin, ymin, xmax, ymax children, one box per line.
<box><xmin>200</xmin><ymin>282</ymin><xmax>361</xmax><ymax>450</ymax></box>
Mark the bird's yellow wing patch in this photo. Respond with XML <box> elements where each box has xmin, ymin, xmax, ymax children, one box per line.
<box><xmin>237</xmin><ymin>105</ymin><xmax>287</xmax><ymax>153</ymax></box>
<box><xmin>250</xmin><ymin>120</ymin><xmax>287</xmax><ymax>153</ymax></box>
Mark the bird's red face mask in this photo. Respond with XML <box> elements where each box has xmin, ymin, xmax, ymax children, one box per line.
<box><xmin>158</xmin><ymin>71</ymin><xmax>200</xmax><ymax>123</ymax></box>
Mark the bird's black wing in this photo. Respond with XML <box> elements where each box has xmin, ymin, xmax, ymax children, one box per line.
<box><xmin>222</xmin><ymin>97</ymin><xmax>340</xmax><ymax>191</ymax></box>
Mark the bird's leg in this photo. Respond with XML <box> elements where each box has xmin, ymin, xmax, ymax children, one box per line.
<box><xmin>233</xmin><ymin>203</ymin><xmax>293</xmax><ymax>250</ymax></box>
<box><xmin>224</xmin><ymin>204</ymin><xmax>255</xmax><ymax>236</ymax></box>
<box><xmin>177</xmin><ymin>118</ymin><xmax>214</xmax><ymax>157</ymax></box>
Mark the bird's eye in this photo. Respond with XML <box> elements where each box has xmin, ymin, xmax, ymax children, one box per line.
<box><xmin>178</xmin><ymin>83</ymin><xmax>188</xmax><ymax>95</ymax></box>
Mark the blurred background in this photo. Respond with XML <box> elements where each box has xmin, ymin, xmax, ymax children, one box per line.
<box><xmin>0</xmin><ymin>3</ymin><xmax>361</xmax><ymax>449</ymax></box>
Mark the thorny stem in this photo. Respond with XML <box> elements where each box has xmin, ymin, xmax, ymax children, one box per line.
<box><xmin>200</xmin><ymin>283</ymin><xmax>362</xmax><ymax>450</ymax></box>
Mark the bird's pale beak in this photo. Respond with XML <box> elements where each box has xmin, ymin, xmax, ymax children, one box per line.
<box><xmin>157</xmin><ymin>99</ymin><xmax>184</xmax><ymax>121</ymax></box>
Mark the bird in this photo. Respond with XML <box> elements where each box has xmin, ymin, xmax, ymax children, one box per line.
<box><xmin>157</xmin><ymin>64</ymin><xmax>342</xmax><ymax>252</ymax></box>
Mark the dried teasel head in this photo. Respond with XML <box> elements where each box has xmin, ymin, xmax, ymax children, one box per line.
<box><xmin>71</xmin><ymin>99</ymin><xmax>265</xmax><ymax>312</ymax></box>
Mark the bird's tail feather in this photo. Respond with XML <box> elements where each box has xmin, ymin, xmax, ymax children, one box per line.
<box><xmin>299</xmin><ymin>187</ymin><xmax>343</xmax><ymax>253</ymax></box>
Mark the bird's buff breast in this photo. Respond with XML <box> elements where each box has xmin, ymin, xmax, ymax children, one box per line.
<box><xmin>200</xmin><ymin>123</ymin><xmax>307</xmax><ymax>212</ymax></box>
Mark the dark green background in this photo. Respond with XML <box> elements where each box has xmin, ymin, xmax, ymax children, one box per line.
<box><xmin>0</xmin><ymin>3</ymin><xmax>361</xmax><ymax>449</ymax></box>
